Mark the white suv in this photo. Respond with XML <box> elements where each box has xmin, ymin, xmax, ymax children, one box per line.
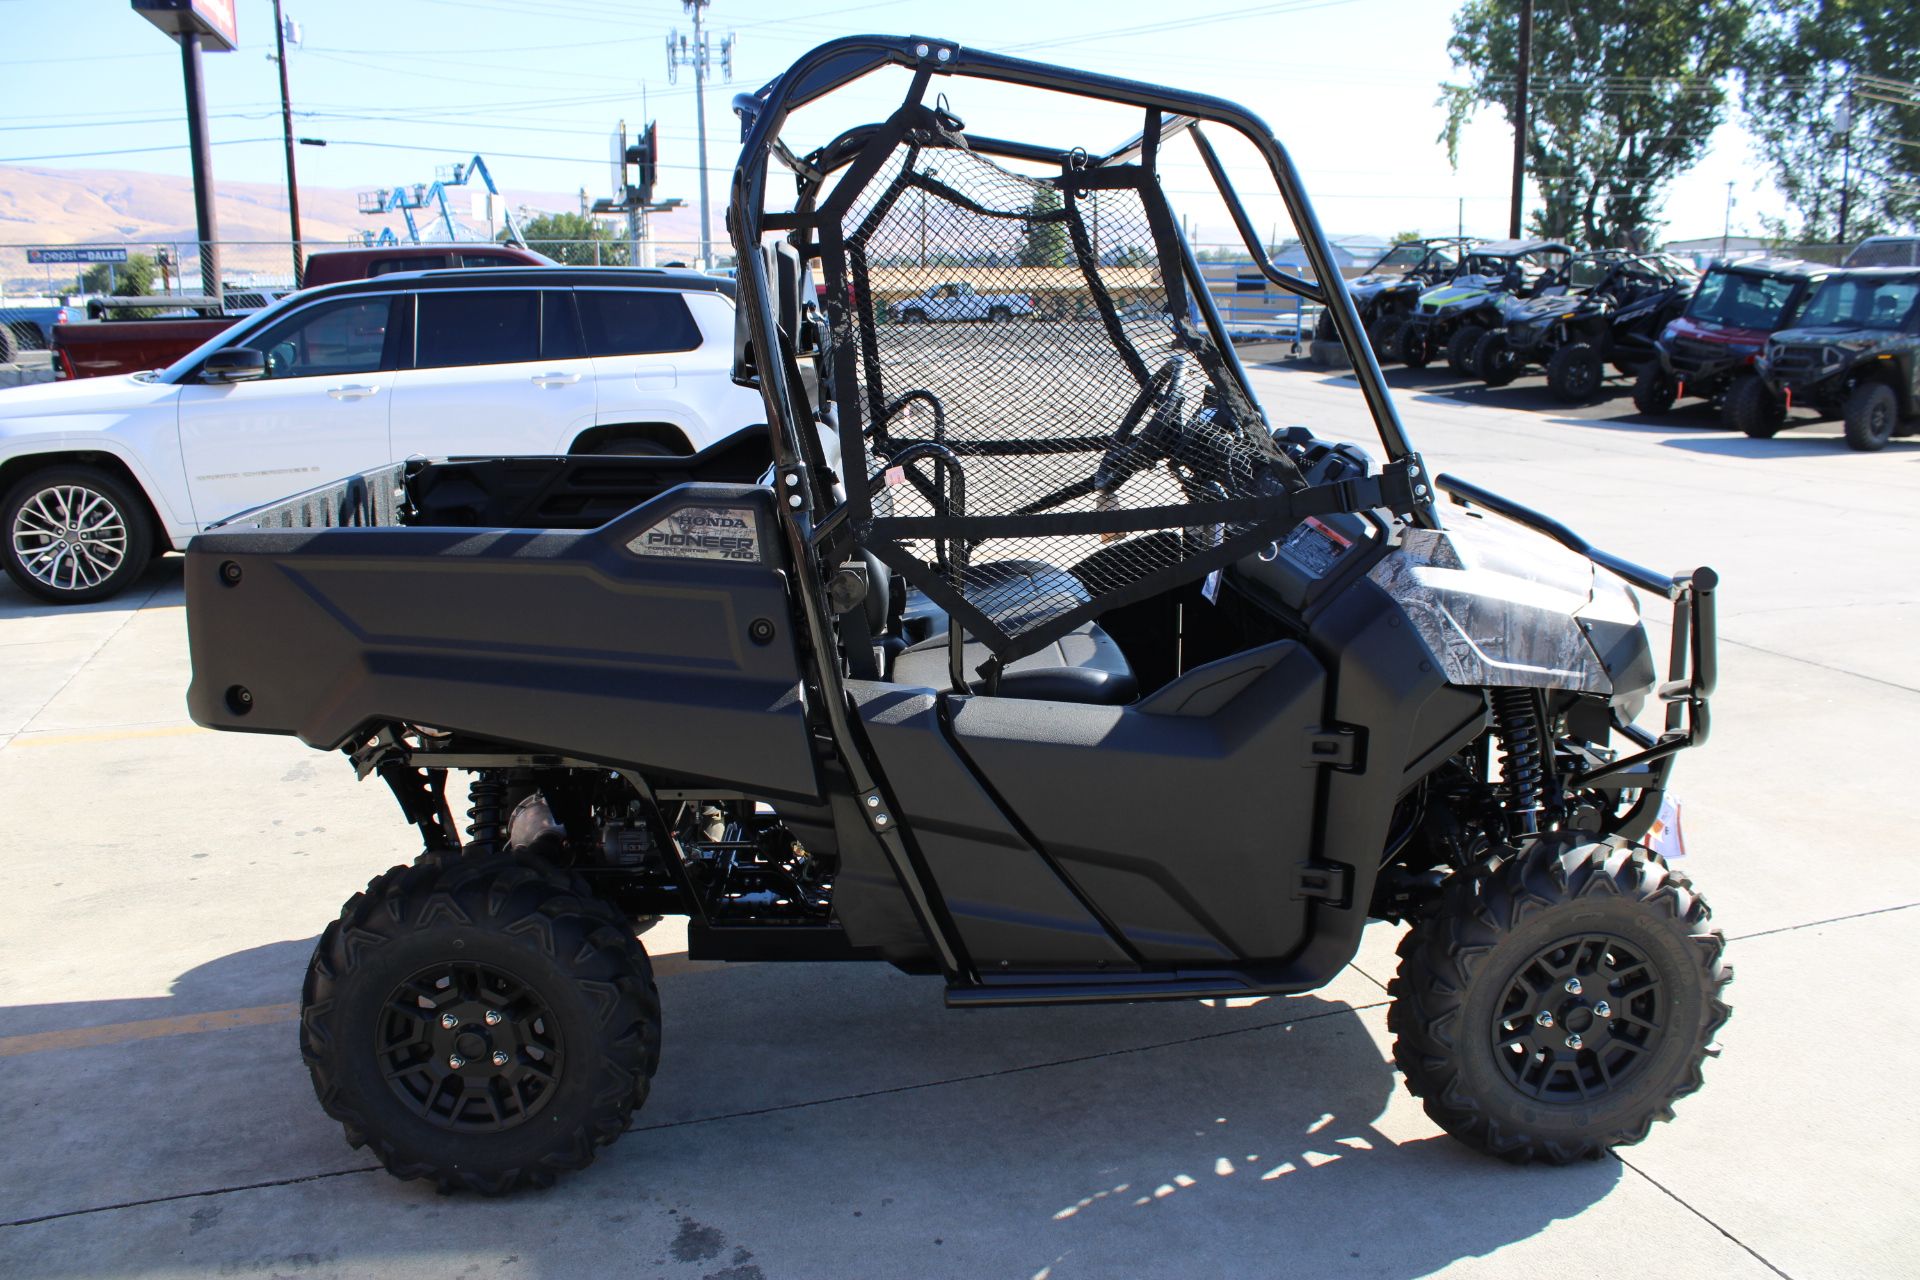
<box><xmin>0</xmin><ymin>268</ymin><xmax>766</xmax><ymax>602</ymax></box>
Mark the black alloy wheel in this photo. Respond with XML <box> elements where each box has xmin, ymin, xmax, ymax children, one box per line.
<box><xmin>1723</xmin><ymin>374</ymin><xmax>1786</xmax><ymax>438</ymax></box>
<box><xmin>1843</xmin><ymin>381</ymin><xmax>1898</xmax><ymax>452</ymax></box>
<box><xmin>378</xmin><ymin>959</ymin><xmax>566</xmax><ymax>1133</ymax></box>
<box><xmin>1446</xmin><ymin>324</ymin><xmax>1486</xmax><ymax>376</ymax></box>
<box><xmin>1489</xmin><ymin>934</ymin><xmax>1664</xmax><ymax>1103</ymax></box>
<box><xmin>302</xmin><ymin>852</ymin><xmax>661</xmax><ymax>1193</ymax></box>
<box><xmin>1391</xmin><ymin>836</ymin><xmax>1730</xmax><ymax>1164</ymax></box>
<box><xmin>1546</xmin><ymin>343</ymin><xmax>1604</xmax><ymax>403</ymax></box>
<box><xmin>1632</xmin><ymin>365</ymin><xmax>1678</xmax><ymax>415</ymax></box>
<box><xmin>1394</xmin><ymin>320</ymin><xmax>1431</xmax><ymax>368</ymax></box>
<box><xmin>1368</xmin><ymin>313</ymin><xmax>1402</xmax><ymax>361</ymax></box>
<box><xmin>1473</xmin><ymin>330</ymin><xmax>1520</xmax><ymax>386</ymax></box>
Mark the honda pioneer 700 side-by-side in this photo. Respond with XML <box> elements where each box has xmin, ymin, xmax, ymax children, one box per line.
<box><xmin>182</xmin><ymin>37</ymin><xmax>1729</xmax><ymax>1194</ymax></box>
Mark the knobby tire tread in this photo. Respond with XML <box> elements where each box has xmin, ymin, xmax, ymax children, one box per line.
<box><xmin>1387</xmin><ymin>839</ymin><xmax>1731</xmax><ymax>1165</ymax></box>
<box><xmin>301</xmin><ymin>852</ymin><xmax>661</xmax><ymax>1194</ymax></box>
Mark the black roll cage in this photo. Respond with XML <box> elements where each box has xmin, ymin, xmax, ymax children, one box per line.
<box><xmin>728</xmin><ymin>35</ymin><xmax>1434</xmax><ymax>518</ymax></box>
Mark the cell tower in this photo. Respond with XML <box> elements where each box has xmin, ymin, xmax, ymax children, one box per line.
<box><xmin>666</xmin><ymin>0</ymin><xmax>735</xmax><ymax>268</ymax></box>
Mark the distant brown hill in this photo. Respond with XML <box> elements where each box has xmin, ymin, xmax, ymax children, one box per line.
<box><xmin>0</xmin><ymin>164</ymin><xmax>708</xmax><ymax>254</ymax></box>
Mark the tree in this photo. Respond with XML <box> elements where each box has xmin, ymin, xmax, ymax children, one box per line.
<box><xmin>80</xmin><ymin>253</ymin><xmax>158</xmax><ymax>298</ymax></box>
<box><xmin>1740</xmin><ymin>1</ymin><xmax>1920</xmax><ymax>242</ymax></box>
<box><xmin>506</xmin><ymin>211</ymin><xmax>629</xmax><ymax>266</ymax></box>
<box><xmin>1440</xmin><ymin>0</ymin><xmax>1749</xmax><ymax>246</ymax></box>
<box><xmin>1391</xmin><ymin>230</ymin><xmax>1426</xmax><ymax>244</ymax></box>
<box><xmin>1018</xmin><ymin>185</ymin><xmax>1069</xmax><ymax>268</ymax></box>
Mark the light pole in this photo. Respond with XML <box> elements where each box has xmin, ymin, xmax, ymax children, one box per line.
<box><xmin>666</xmin><ymin>1</ymin><xmax>734</xmax><ymax>268</ymax></box>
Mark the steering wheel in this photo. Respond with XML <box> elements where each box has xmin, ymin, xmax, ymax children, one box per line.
<box><xmin>1092</xmin><ymin>356</ymin><xmax>1187</xmax><ymax>498</ymax></box>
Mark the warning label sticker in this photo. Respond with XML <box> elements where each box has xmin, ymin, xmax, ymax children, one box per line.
<box><xmin>627</xmin><ymin>505</ymin><xmax>761</xmax><ymax>563</ymax></box>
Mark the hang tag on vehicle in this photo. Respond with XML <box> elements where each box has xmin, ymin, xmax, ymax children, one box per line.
<box><xmin>1646</xmin><ymin>795</ymin><xmax>1687</xmax><ymax>860</ymax></box>
<box><xmin>1201</xmin><ymin>569</ymin><xmax>1221</xmax><ymax>604</ymax></box>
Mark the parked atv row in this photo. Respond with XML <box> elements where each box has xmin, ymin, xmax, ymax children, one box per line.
<box><xmin>1349</xmin><ymin>244</ymin><xmax>1920</xmax><ymax>450</ymax></box>
<box><xmin>1472</xmin><ymin>252</ymin><xmax>1697</xmax><ymax>400</ymax></box>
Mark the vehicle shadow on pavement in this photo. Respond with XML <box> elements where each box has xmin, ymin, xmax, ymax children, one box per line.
<box><xmin>2</xmin><ymin>940</ymin><xmax>1622</xmax><ymax>1278</ymax></box>
<box><xmin>0</xmin><ymin>553</ymin><xmax>183</xmax><ymax>620</ymax></box>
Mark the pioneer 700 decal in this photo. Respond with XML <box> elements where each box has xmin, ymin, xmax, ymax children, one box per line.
<box><xmin>626</xmin><ymin>505</ymin><xmax>762</xmax><ymax>562</ymax></box>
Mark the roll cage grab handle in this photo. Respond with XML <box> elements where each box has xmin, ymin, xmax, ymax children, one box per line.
<box><xmin>728</xmin><ymin>35</ymin><xmax>1436</xmax><ymax>528</ymax></box>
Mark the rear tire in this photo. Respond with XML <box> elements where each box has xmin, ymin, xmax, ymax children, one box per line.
<box><xmin>899</xmin><ymin>308</ymin><xmax>927</xmax><ymax>324</ymax></box>
<box><xmin>2</xmin><ymin>464</ymin><xmax>154</xmax><ymax>604</ymax></box>
<box><xmin>988</xmin><ymin>306</ymin><xmax>1011</xmax><ymax>322</ymax></box>
<box><xmin>1546</xmin><ymin>343</ymin><xmax>1604</xmax><ymax>402</ymax></box>
<box><xmin>301</xmin><ymin>852</ymin><xmax>662</xmax><ymax>1194</ymax></box>
<box><xmin>1391</xmin><ymin>837</ymin><xmax>1730</xmax><ymax>1164</ymax></box>
<box><xmin>1394</xmin><ymin>321</ymin><xmax>1431</xmax><ymax>369</ymax></box>
<box><xmin>1723</xmin><ymin>374</ymin><xmax>1785</xmax><ymax>438</ymax></box>
<box><xmin>1633</xmin><ymin>365</ymin><xmax>1678</xmax><ymax>415</ymax></box>
<box><xmin>1446</xmin><ymin>324</ymin><xmax>1486</xmax><ymax>376</ymax></box>
<box><xmin>1842</xmin><ymin>381</ymin><xmax>1898</xmax><ymax>452</ymax></box>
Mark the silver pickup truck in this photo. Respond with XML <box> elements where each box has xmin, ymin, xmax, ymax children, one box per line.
<box><xmin>889</xmin><ymin>281</ymin><xmax>1035</xmax><ymax>322</ymax></box>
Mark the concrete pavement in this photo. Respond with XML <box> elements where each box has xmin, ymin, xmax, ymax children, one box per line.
<box><xmin>0</xmin><ymin>356</ymin><xmax>1914</xmax><ymax>1277</ymax></box>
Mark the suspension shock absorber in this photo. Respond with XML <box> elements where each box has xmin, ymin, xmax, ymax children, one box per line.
<box><xmin>1491</xmin><ymin>688</ymin><xmax>1547</xmax><ymax>837</ymax></box>
<box><xmin>465</xmin><ymin>770</ymin><xmax>507</xmax><ymax>859</ymax></box>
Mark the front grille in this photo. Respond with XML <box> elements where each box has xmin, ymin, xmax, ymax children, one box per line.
<box><xmin>1769</xmin><ymin>345</ymin><xmax>1825</xmax><ymax>374</ymax></box>
<box><xmin>1669</xmin><ymin>337</ymin><xmax>1732</xmax><ymax>373</ymax></box>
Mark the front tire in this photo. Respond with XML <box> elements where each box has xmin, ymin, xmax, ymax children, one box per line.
<box><xmin>1546</xmin><ymin>342</ymin><xmax>1604</xmax><ymax>402</ymax></box>
<box><xmin>1446</xmin><ymin>324</ymin><xmax>1486</xmax><ymax>376</ymax></box>
<box><xmin>1633</xmin><ymin>365</ymin><xmax>1678</xmax><ymax>415</ymax></box>
<box><xmin>1472</xmin><ymin>329</ymin><xmax>1519</xmax><ymax>386</ymax></box>
<box><xmin>1391</xmin><ymin>838</ymin><xmax>1730</xmax><ymax>1164</ymax></box>
<box><xmin>1842</xmin><ymin>381</ymin><xmax>1899</xmax><ymax>451</ymax></box>
<box><xmin>301</xmin><ymin>853</ymin><xmax>662</xmax><ymax>1194</ymax></box>
<box><xmin>1394</xmin><ymin>321</ymin><xmax>1431</xmax><ymax>369</ymax></box>
<box><xmin>1723</xmin><ymin>374</ymin><xmax>1785</xmax><ymax>438</ymax></box>
<box><xmin>1368</xmin><ymin>313</ymin><xmax>1402</xmax><ymax>362</ymax></box>
<box><xmin>2</xmin><ymin>465</ymin><xmax>154</xmax><ymax>604</ymax></box>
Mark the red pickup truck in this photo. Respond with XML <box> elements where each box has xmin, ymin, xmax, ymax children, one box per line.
<box><xmin>50</xmin><ymin>243</ymin><xmax>552</xmax><ymax>379</ymax></box>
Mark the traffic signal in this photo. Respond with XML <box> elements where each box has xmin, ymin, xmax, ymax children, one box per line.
<box><xmin>625</xmin><ymin>122</ymin><xmax>659</xmax><ymax>207</ymax></box>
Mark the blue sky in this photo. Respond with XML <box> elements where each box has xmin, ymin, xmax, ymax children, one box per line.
<box><xmin>0</xmin><ymin>0</ymin><xmax>1787</xmax><ymax>246</ymax></box>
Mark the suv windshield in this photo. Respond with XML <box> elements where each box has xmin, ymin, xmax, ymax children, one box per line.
<box><xmin>1686</xmin><ymin>269</ymin><xmax>1799</xmax><ymax>329</ymax></box>
<box><xmin>1796</xmin><ymin>276</ymin><xmax>1920</xmax><ymax>330</ymax></box>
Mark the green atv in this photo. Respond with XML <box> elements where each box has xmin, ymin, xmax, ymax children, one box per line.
<box><xmin>1313</xmin><ymin>237</ymin><xmax>1481</xmax><ymax>364</ymax></box>
<box><xmin>1394</xmin><ymin>239</ymin><xmax>1575</xmax><ymax>374</ymax></box>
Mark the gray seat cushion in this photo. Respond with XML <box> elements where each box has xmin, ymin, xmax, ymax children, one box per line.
<box><xmin>890</xmin><ymin>622</ymin><xmax>1137</xmax><ymax>705</ymax></box>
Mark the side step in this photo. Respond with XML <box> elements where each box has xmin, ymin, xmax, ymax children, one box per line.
<box><xmin>944</xmin><ymin>969</ymin><xmax>1318</xmax><ymax>1008</ymax></box>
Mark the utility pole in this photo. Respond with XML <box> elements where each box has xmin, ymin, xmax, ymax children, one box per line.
<box><xmin>271</xmin><ymin>0</ymin><xmax>304</xmax><ymax>286</ymax></box>
<box><xmin>667</xmin><ymin>1</ymin><xmax>734</xmax><ymax>268</ymax></box>
<box><xmin>1509</xmin><ymin>0</ymin><xmax>1532</xmax><ymax>239</ymax></box>
<box><xmin>1721</xmin><ymin>182</ymin><xmax>1734</xmax><ymax>258</ymax></box>
<box><xmin>1836</xmin><ymin>79</ymin><xmax>1855</xmax><ymax>246</ymax></box>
